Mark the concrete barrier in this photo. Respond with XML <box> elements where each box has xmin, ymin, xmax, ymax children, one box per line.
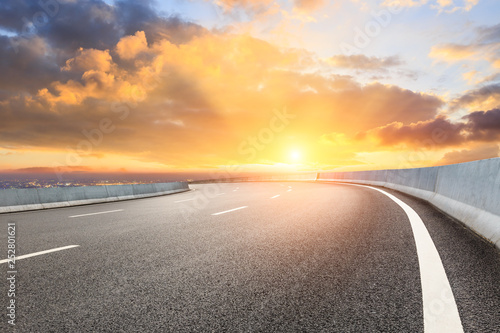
<box><xmin>318</xmin><ymin>158</ymin><xmax>500</xmax><ymax>249</ymax></box>
<box><xmin>0</xmin><ymin>182</ymin><xmax>190</xmax><ymax>214</ymax></box>
<box><xmin>106</xmin><ymin>184</ymin><xmax>135</xmax><ymax>201</ymax></box>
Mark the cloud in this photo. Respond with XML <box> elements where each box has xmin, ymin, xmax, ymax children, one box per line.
<box><xmin>212</xmin><ymin>0</ymin><xmax>274</xmax><ymax>13</ymax></box>
<box><xmin>462</xmin><ymin>70</ymin><xmax>478</xmax><ymax>84</ymax></box>
<box><xmin>360</xmin><ymin>108</ymin><xmax>500</xmax><ymax>149</ymax></box>
<box><xmin>429</xmin><ymin>43</ymin><xmax>476</xmax><ymax>61</ymax></box>
<box><xmin>478</xmin><ymin>73</ymin><xmax>500</xmax><ymax>84</ymax></box>
<box><xmin>293</xmin><ymin>0</ymin><xmax>327</xmax><ymax>13</ymax></box>
<box><xmin>327</xmin><ymin>54</ymin><xmax>403</xmax><ymax>71</ymax></box>
<box><xmin>0</xmin><ymin>28</ymin><xmax>443</xmax><ymax>168</ymax></box>
<box><xmin>211</xmin><ymin>0</ymin><xmax>325</xmax><ymax>17</ymax></box>
<box><xmin>437</xmin><ymin>144</ymin><xmax>499</xmax><ymax>165</ymax></box>
<box><xmin>382</xmin><ymin>0</ymin><xmax>479</xmax><ymax>12</ymax></box>
<box><xmin>429</xmin><ymin>23</ymin><xmax>500</xmax><ymax>71</ymax></box>
<box><xmin>0</xmin><ymin>35</ymin><xmax>63</xmax><ymax>94</ymax></box>
<box><xmin>0</xmin><ymin>0</ymin><xmax>448</xmax><ymax>171</ymax></box>
<box><xmin>450</xmin><ymin>83</ymin><xmax>500</xmax><ymax>111</ymax></box>
<box><xmin>9</xmin><ymin>166</ymin><xmax>94</xmax><ymax>173</ymax></box>
<box><xmin>462</xmin><ymin>108</ymin><xmax>500</xmax><ymax>141</ymax></box>
<box><xmin>0</xmin><ymin>0</ymin><xmax>206</xmax><ymax>97</ymax></box>
<box><xmin>381</xmin><ymin>0</ymin><xmax>428</xmax><ymax>8</ymax></box>
<box><xmin>361</xmin><ymin>116</ymin><xmax>466</xmax><ymax>148</ymax></box>
<box><xmin>116</xmin><ymin>31</ymin><xmax>149</xmax><ymax>60</ymax></box>
<box><xmin>477</xmin><ymin>23</ymin><xmax>500</xmax><ymax>44</ymax></box>
<box><xmin>63</xmin><ymin>48</ymin><xmax>114</xmax><ymax>72</ymax></box>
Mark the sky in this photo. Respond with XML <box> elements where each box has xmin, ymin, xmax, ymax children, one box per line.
<box><xmin>0</xmin><ymin>0</ymin><xmax>499</xmax><ymax>179</ymax></box>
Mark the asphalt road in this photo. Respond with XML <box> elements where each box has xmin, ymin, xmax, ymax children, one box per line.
<box><xmin>0</xmin><ymin>182</ymin><xmax>499</xmax><ymax>332</ymax></box>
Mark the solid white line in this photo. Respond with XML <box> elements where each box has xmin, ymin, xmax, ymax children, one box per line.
<box><xmin>287</xmin><ymin>189</ymin><xmax>292</xmax><ymax>192</ymax></box>
<box><xmin>175</xmin><ymin>198</ymin><xmax>195</xmax><ymax>203</ymax></box>
<box><xmin>353</xmin><ymin>184</ymin><xmax>463</xmax><ymax>333</ymax></box>
<box><xmin>211</xmin><ymin>206</ymin><xmax>248</xmax><ymax>216</ymax></box>
<box><xmin>69</xmin><ymin>209</ymin><xmax>124</xmax><ymax>218</ymax></box>
<box><xmin>270</xmin><ymin>195</ymin><xmax>280</xmax><ymax>199</ymax></box>
<box><xmin>0</xmin><ymin>245</ymin><xmax>80</xmax><ymax>264</ymax></box>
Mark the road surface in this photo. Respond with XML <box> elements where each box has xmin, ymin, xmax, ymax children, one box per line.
<box><xmin>1</xmin><ymin>182</ymin><xmax>499</xmax><ymax>332</ymax></box>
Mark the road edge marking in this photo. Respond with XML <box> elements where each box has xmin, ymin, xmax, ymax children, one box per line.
<box><xmin>69</xmin><ymin>209</ymin><xmax>124</xmax><ymax>218</ymax></box>
<box><xmin>352</xmin><ymin>184</ymin><xmax>463</xmax><ymax>333</ymax></box>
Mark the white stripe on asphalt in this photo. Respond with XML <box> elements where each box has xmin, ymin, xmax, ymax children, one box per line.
<box><xmin>211</xmin><ymin>206</ymin><xmax>248</xmax><ymax>216</ymax></box>
<box><xmin>0</xmin><ymin>245</ymin><xmax>80</xmax><ymax>264</ymax></box>
<box><xmin>69</xmin><ymin>209</ymin><xmax>124</xmax><ymax>218</ymax></box>
<box><xmin>175</xmin><ymin>198</ymin><xmax>195</xmax><ymax>203</ymax></box>
<box><xmin>271</xmin><ymin>195</ymin><xmax>280</xmax><ymax>199</ymax></box>
<box><xmin>354</xmin><ymin>184</ymin><xmax>463</xmax><ymax>333</ymax></box>
<box><xmin>287</xmin><ymin>189</ymin><xmax>292</xmax><ymax>192</ymax></box>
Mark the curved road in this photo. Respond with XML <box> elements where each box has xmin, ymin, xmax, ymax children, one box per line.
<box><xmin>1</xmin><ymin>182</ymin><xmax>499</xmax><ymax>332</ymax></box>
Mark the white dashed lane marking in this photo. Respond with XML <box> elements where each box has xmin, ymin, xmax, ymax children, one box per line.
<box><xmin>0</xmin><ymin>245</ymin><xmax>80</xmax><ymax>264</ymax></box>
<box><xmin>211</xmin><ymin>206</ymin><xmax>248</xmax><ymax>216</ymax></box>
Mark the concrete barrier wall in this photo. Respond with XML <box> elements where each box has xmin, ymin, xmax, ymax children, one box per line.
<box><xmin>318</xmin><ymin>158</ymin><xmax>500</xmax><ymax>249</ymax></box>
<box><xmin>0</xmin><ymin>182</ymin><xmax>190</xmax><ymax>214</ymax></box>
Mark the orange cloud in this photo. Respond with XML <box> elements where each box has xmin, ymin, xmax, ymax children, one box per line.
<box><xmin>293</xmin><ymin>0</ymin><xmax>327</xmax><ymax>12</ymax></box>
<box><xmin>437</xmin><ymin>144</ymin><xmax>499</xmax><ymax>166</ymax></box>
<box><xmin>429</xmin><ymin>44</ymin><xmax>476</xmax><ymax>61</ymax></box>
<box><xmin>0</xmin><ymin>28</ymin><xmax>448</xmax><ymax>171</ymax></box>
<box><xmin>116</xmin><ymin>31</ymin><xmax>149</xmax><ymax>60</ymax></box>
<box><xmin>213</xmin><ymin>0</ymin><xmax>273</xmax><ymax>13</ymax></box>
<box><xmin>63</xmin><ymin>48</ymin><xmax>113</xmax><ymax>72</ymax></box>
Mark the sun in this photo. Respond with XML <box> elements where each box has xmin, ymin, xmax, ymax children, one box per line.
<box><xmin>290</xmin><ymin>150</ymin><xmax>301</xmax><ymax>162</ymax></box>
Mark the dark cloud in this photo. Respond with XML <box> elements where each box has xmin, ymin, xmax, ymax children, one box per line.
<box><xmin>462</xmin><ymin>108</ymin><xmax>500</xmax><ymax>141</ymax></box>
<box><xmin>8</xmin><ymin>166</ymin><xmax>93</xmax><ymax>173</ymax></box>
<box><xmin>0</xmin><ymin>35</ymin><xmax>65</xmax><ymax>94</ymax></box>
<box><xmin>450</xmin><ymin>83</ymin><xmax>500</xmax><ymax>111</ymax></box>
<box><xmin>362</xmin><ymin>108</ymin><xmax>500</xmax><ymax>148</ymax></box>
<box><xmin>0</xmin><ymin>0</ymin><xmax>206</xmax><ymax>95</ymax></box>
<box><xmin>363</xmin><ymin>116</ymin><xmax>466</xmax><ymax>148</ymax></box>
<box><xmin>0</xmin><ymin>0</ymin><xmax>206</xmax><ymax>49</ymax></box>
<box><xmin>0</xmin><ymin>0</ymin><xmax>44</xmax><ymax>33</ymax></box>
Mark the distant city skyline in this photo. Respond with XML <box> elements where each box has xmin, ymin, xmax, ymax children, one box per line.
<box><xmin>1</xmin><ymin>0</ymin><xmax>499</xmax><ymax>178</ymax></box>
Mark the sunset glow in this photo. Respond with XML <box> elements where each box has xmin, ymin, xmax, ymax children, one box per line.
<box><xmin>0</xmin><ymin>0</ymin><xmax>499</xmax><ymax>180</ymax></box>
